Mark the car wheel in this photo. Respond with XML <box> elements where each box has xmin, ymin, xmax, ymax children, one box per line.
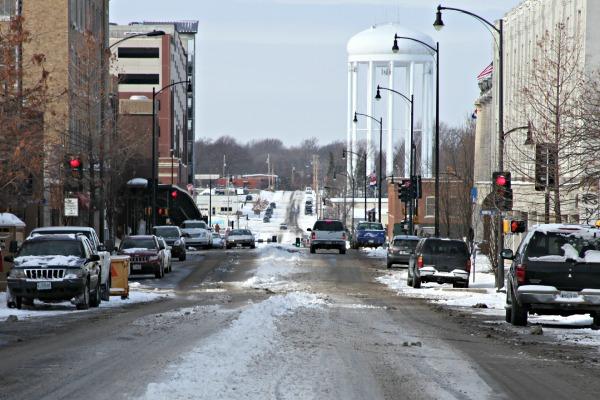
<box><xmin>412</xmin><ymin>273</ymin><xmax>421</xmax><ymax>289</ymax></box>
<box><xmin>101</xmin><ymin>275</ymin><xmax>111</xmax><ymax>301</ymax></box>
<box><xmin>155</xmin><ymin>264</ymin><xmax>164</xmax><ymax>279</ymax></box>
<box><xmin>179</xmin><ymin>254</ymin><xmax>186</xmax><ymax>261</ymax></box>
<box><xmin>387</xmin><ymin>261</ymin><xmax>392</xmax><ymax>269</ymax></box>
<box><xmin>310</xmin><ymin>246</ymin><xmax>316</xmax><ymax>254</ymax></box>
<box><xmin>15</xmin><ymin>296</ymin><xmax>22</xmax><ymax>310</ymax></box>
<box><xmin>593</xmin><ymin>313</ymin><xmax>600</xmax><ymax>329</ymax></box>
<box><xmin>90</xmin><ymin>279</ymin><xmax>101</xmax><ymax>308</ymax></box>
<box><xmin>339</xmin><ymin>247</ymin><xmax>346</xmax><ymax>255</ymax></box>
<box><xmin>505</xmin><ymin>291</ymin><xmax>512</xmax><ymax>323</ymax></box>
<box><xmin>510</xmin><ymin>288</ymin><xmax>527</xmax><ymax>326</ymax></box>
<box><xmin>76</xmin><ymin>281</ymin><xmax>90</xmax><ymax>310</ymax></box>
<box><xmin>406</xmin><ymin>269</ymin><xmax>413</xmax><ymax>286</ymax></box>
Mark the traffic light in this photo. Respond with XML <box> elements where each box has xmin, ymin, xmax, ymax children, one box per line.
<box><xmin>492</xmin><ymin>171</ymin><xmax>512</xmax><ymax>211</ymax></box>
<box><xmin>398</xmin><ymin>179</ymin><xmax>412</xmax><ymax>202</ymax></box>
<box><xmin>67</xmin><ymin>156</ymin><xmax>83</xmax><ymax>178</ymax></box>
<box><xmin>158</xmin><ymin>208</ymin><xmax>168</xmax><ymax>217</ymax></box>
<box><xmin>535</xmin><ymin>143</ymin><xmax>558</xmax><ymax>191</ymax></box>
<box><xmin>510</xmin><ymin>220</ymin><xmax>526</xmax><ymax>233</ymax></box>
<box><xmin>171</xmin><ymin>190</ymin><xmax>178</xmax><ymax>199</ymax></box>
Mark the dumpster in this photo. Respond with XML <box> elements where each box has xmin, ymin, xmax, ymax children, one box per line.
<box><xmin>110</xmin><ymin>255</ymin><xmax>130</xmax><ymax>299</ymax></box>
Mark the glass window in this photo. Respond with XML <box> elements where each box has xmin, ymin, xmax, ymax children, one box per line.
<box><xmin>153</xmin><ymin>227</ymin><xmax>180</xmax><ymax>238</ymax></box>
<box><xmin>181</xmin><ymin>221</ymin><xmax>207</xmax><ymax>229</ymax></box>
<box><xmin>120</xmin><ymin>238</ymin><xmax>157</xmax><ymax>250</ymax></box>
<box><xmin>313</xmin><ymin>220</ymin><xmax>344</xmax><ymax>231</ymax></box>
<box><xmin>0</xmin><ymin>0</ymin><xmax>16</xmax><ymax>18</ymax></box>
<box><xmin>19</xmin><ymin>240</ymin><xmax>84</xmax><ymax>257</ymax></box>
<box><xmin>118</xmin><ymin>74</ymin><xmax>160</xmax><ymax>85</ymax></box>
<box><xmin>118</xmin><ymin>47</ymin><xmax>160</xmax><ymax>58</ymax></box>
<box><xmin>357</xmin><ymin>222</ymin><xmax>383</xmax><ymax>230</ymax></box>
<box><xmin>425</xmin><ymin>196</ymin><xmax>435</xmax><ymax>217</ymax></box>
<box><xmin>393</xmin><ymin>239</ymin><xmax>419</xmax><ymax>251</ymax></box>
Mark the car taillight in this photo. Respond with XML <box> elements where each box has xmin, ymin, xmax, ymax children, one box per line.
<box><xmin>466</xmin><ymin>258</ymin><xmax>471</xmax><ymax>273</ymax></box>
<box><xmin>516</xmin><ymin>263</ymin><xmax>526</xmax><ymax>284</ymax></box>
<box><xmin>342</xmin><ymin>232</ymin><xmax>346</xmax><ymax>240</ymax></box>
<box><xmin>311</xmin><ymin>232</ymin><xmax>316</xmax><ymax>240</ymax></box>
<box><xmin>417</xmin><ymin>256</ymin><xmax>424</xmax><ymax>269</ymax></box>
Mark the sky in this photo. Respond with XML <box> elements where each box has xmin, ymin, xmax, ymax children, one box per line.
<box><xmin>110</xmin><ymin>0</ymin><xmax>522</xmax><ymax>146</ymax></box>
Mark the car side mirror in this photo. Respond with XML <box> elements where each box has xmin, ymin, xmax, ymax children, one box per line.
<box><xmin>183</xmin><ymin>232</ymin><xmax>191</xmax><ymax>238</ymax></box>
<box><xmin>97</xmin><ymin>244</ymin><xmax>106</xmax><ymax>252</ymax></box>
<box><xmin>89</xmin><ymin>254</ymin><xmax>100</xmax><ymax>262</ymax></box>
<box><xmin>4</xmin><ymin>255</ymin><xmax>14</xmax><ymax>263</ymax></box>
<box><xmin>114</xmin><ymin>246</ymin><xmax>119</xmax><ymax>252</ymax></box>
<box><xmin>9</xmin><ymin>240</ymin><xmax>18</xmax><ymax>254</ymax></box>
<box><xmin>501</xmin><ymin>249</ymin><xmax>514</xmax><ymax>260</ymax></box>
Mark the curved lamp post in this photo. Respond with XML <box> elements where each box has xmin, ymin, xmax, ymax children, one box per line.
<box><xmin>434</xmin><ymin>4</ymin><xmax>505</xmax><ymax>289</ymax></box>
<box><xmin>151</xmin><ymin>79</ymin><xmax>193</xmax><ymax>228</ymax></box>
<box><xmin>374</xmin><ymin>87</ymin><xmax>415</xmax><ymax>233</ymax></box>
<box><xmin>353</xmin><ymin>112</ymin><xmax>383</xmax><ymax>223</ymax></box>
<box><xmin>343</xmin><ymin>148</ymin><xmax>368</xmax><ymax>221</ymax></box>
<box><xmin>109</xmin><ymin>30</ymin><xmax>165</xmax><ymax>50</ymax></box>
<box><xmin>392</xmin><ymin>35</ymin><xmax>440</xmax><ymax>237</ymax></box>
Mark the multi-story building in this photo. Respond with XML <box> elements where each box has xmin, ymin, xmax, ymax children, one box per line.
<box><xmin>473</xmin><ymin>0</ymin><xmax>600</xmax><ymax>247</ymax></box>
<box><xmin>109</xmin><ymin>20</ymin><xmax>198</xmax><ymax>188</ymax></box>
<box><xmin>1</xmin><ymin>0</ymin><xmax>109</xmax><ymax>230</ymax></box>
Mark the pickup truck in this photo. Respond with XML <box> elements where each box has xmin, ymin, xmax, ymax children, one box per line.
<box><xmin>29</xmin><ymin>226</ymin><xmax>111</xmax><ymax>301</ymax></box>
<box><xmin>308</xmin><ymin>219</ymin><xmax>347</xmax><ymax>254</ymax></box>
<box><xmin>351</xmin><ymin>221</ymin><xmax>386</xmax><ymax>249</ymax></box>
<box><xmin>503</xmin><ymin>224</ymin><xmax>600</xmax><ymax>327</ymax></box>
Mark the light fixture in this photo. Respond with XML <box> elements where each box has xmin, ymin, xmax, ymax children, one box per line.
<box><xmin>392</xmin><ymin>35</ymin><xmax>399</xmax><ymax>53</ymax></box>
<box><xmin>353</xmin><ymin>112</ymin><xmax>358</xmax><ymax>123</ymax></box>
<box><xmin>146</xmin><ymin>30</ymin><xmax>166</xmax><ymax>37</ymax></box>
<box><xmin>375</xmin><ymin>86</ymin><xmax>381</xmax><ymax>101</ymax></box>
<box><xmin>433</xmin><ymin>7</ymin><xmax>444</xmax><ymax>31</ymax></box>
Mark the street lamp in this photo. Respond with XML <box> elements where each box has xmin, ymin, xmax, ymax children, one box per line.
<box><xmin>151</xmin><ymin>79</ymin><xmax>193</xmax><ymax>228</ymax></box>
<box><xmin>374</xmin><ymin>87</ymin><xmax>415</xmax><ymax>233</ymax></box>
<box><xmin>109</xmin><ymin>30</ymin><xmax>165</xmax><ymax>50</ymax></box>
<box><xmin>343</xmin><ymin>148</ymin><xmax>368</xmax><ymax>221</ymax></box>
<box><xmin>353</xmin><ymin>111</ymin><xmax>383</xmax><ymax>223</ymax></box>
<box><xmin>392</xmin><ymin>35</ymin><xmax>440</xmax><ymax>237</ymax></box>
<box><xmin>334</xmin><ymin>170</ymin><xmax>355</xmax><ymax>232</ymax></box>
<box><xmin>434</xmin><ymin>4</ymin><xmax>505</xmax><ymax>289</ymax></box>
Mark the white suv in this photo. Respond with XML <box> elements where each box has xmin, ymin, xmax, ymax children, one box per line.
<box><xmin>308</xmin><ymin>219</ymin><xmax>347</xmax><ymax>254</ymax></box>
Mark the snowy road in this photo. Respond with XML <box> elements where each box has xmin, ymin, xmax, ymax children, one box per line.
<box><xmin>1</xmin><ymin>191</ymin><xmax>600</xmax><ymax>399</ymax></box>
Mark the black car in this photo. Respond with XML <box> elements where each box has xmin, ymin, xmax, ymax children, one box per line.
<box><xmin>270</xmin><ymin>202</ymin><xmax>276</xmax><ymax>209</ymax></box>
<box><xmin>5</xmin><ymin>234</ymin><xmax>102</xmax><ymax>310</ymax></box>
<box><xmin>387</xmin><ymin>235</ymin><xmax>419</xmax><ymax>268</ymax></box>
<box><xmin>503</xmin><ymin>224</ymin><xmax>600</xmax><ymax>327</ymax></box>
<box><xmin>152</xmin><ymin>225</ymin><xmax>187</xmax><ymax>261</ymax></box>
<box><xmin>245</xmin><ymin>194</ymin><xmax>253</xmax><ymax>201</ymax></box>
<box><xmin>407</xmin><ymin>238</ymin><xmax>470</xmax><ymax>288</ymax></box>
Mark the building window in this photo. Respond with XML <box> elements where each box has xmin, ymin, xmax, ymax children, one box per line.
<box><xmin>117</xmin><ymin>47</ymin><xmax>159</xmax><ymax>58</ymax></box>
<box><xmin>0</xmin><ymin>0</ymin><xmax>16</xmax><ymax>19</ymax></box>
<box><xmin>425</xmin><ymin>196</ymin><xmax>435</xmax><ymax>217</ymax></box>
<box><xmin>118</xmin><ymin>74</ymin><xmax>159</xmax><ymax>85</ymax></box>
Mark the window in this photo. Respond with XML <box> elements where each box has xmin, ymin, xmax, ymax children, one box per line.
<box><xmin>0</xmin><ymin>0</ymin><xmax>16</xmax><ymax>18</ymax></box>
<box><xmin>118</xmin><ymin>47</ymin><xmax>159</xmax><ymax>58</ymax></box>
<box><xmin>118</xmin><ymin>74</ymin><xmax>159</xmax><ymax>85</ymax></box>
<box><xmin>425</xmin><ymin>196</ymin><xmax>435</xmax><ymax>217</ymax></box>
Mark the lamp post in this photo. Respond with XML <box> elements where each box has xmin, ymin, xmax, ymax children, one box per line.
<box><xmin>353</xmin><ymin>112</ymin><xmax>383</xmax><ymax>223</ymax></box>
<box><xmin>151</xmin><ymin>79</ymin><xmax>193</xmax><ymax>228</ymax></box>
<box><xmin>374</xmin><ymin>88</ymin><xmax>415</xmax><ymax>232</ymax></box>
<box><xmin>334</xmin><ymin>170</ymin><xmax>355</xmax><ymax>231</ymax></box>
<box><xmin>434</xmin><ymin>4</ymin><xmax>505</xmax><ymax>289</ymax></box>
<box><xmin>343</xmin><ymin>149</ymin><xmax>367</xmax><ymax>221</ymax></box>
<box><xmin>392</xmin><ymin>35</ymin><xmax>440</xmax><ymax>237</ymax></box>
<box><xmin>109</xmin><ymin>30</ymin><xmax>166</xmax><ymax>50</ymax></box>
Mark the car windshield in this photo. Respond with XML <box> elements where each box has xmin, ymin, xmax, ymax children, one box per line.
<box><xmin>121</xmin><ymin>238</ymin><xmax>156</xmax><ymax>250</ymax></box>
<box><xmin>393</xmin><ymin>239</ymin><xmax>419</xmax><ymax>251</ymax></box>
<box><xmin>153</xmin><ymin>227</ymin><xmax>180</xmax><ymax>238</ymax></box>
<box><xmin>35</xmin><ymin>229</ymin><xmax>92</xmax><ymax>241</ymax></box>
<box><xmin>424</xmin><ymin>240</ymin><xmax>469</xmax><ymax>256</ymax></box>
<box><xmin>212</xmin><ymin>233</ymin><xmax>220</xmax><ymax>238</ymax></box>
<box><xmin>182</xmin><ymin>221</ymin><xmax>207</xmax><ymax>229</ymax></box>
<box><xmin>230</xmin><ymin>230</ymin><xmax>251</xmax><ymax>236</ymax></box>
<box><xmin>19</xmin><ymin>240</ymin><xmax>83</xmax><ymax>257</ymax></box>
<box><xmin>357</xmin><ymin>222</ymin><xmax>383</xmax><ymax>230</ymax></box>
<box><xmin>313</xmin><ymin>221</ymin><xmax>344</xmax><ymax>231</ymax></box>
<box><xmin>525</xmin><ymin>231</ymin><xmax>598</xmax><ymax>259</ymax></box>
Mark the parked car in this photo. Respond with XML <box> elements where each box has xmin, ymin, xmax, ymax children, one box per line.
<box><xmin>351</xmin><ymin>221</ymin><xmax>386</xmax><ymax>249</ymax></box>
<box><xmin>29</xmin><ymin>226</ymin><xmax>111</xmax><ymax>301</ymax></box>
<box><xmin>503</xmin><ymin>224</ymin><xmax>600</xmax><ymax>327</ymax></box>
<box><xmin>152</xmin><ymin>225</ymin><xmax>186</xmax><ymax>261</ymax></box>
<box><xmin>305</xmin><ymin>187</ymin><xmax>312</xmax><ymax>194</ymax></box>
<box><xmin>118</xmin><ymin>235</ymin><xmax>165</xmax><ymax>279</ymax></box>
<box><xmin>5</xmin><ymin>234</ymin><xmax>102</xmax><ymax>310</ymax></box>
<box><xmin>280</xmin><ymin>223</ymin><xmax>288</xmax><ymax>230</ymax></box>
<box><xmin>211</xmin><ymin>232</ymin><xmax>225</xmax><ymax>249</ymax></box>
<box><xmin>265</xmin><ymin>208</ymin><xmax>273</xmax><ymax>216</ymax></box>
<box><xmin>180</xmin><ymin>220</ymin><xmax>212</xmax><ymax>249</ymax></box>
<box><xmin>308</xmin><ymin>219</ymin><xmax>347</xmax><ymax>254</ymax></box>
<box><xmin>157</xmin><ymin>237</ymin><xmax>172</xmax><ymax>273</ymax></box>
<box><xmin>407</xmin><ymin>238</ymin><xmax>470</xmax><ymax>288</ymax></box>
<box><xmin>387</xmin><ymin>235</ymin><xmax>419</xmax><ymax>268</ymax></box>
<box><xmin>270</xmin><ymin>202</ymin><xmax>276</xmax><ymax>209</ymax></box>
<box><xmin>225</xmin><ymin>229</ymin><xmax>255</xmax><ymax>249</ymax></box>
<box><xmin>245</xmin><ymin>194</ymin><xmax>253</xmax><ymax>201</ymax></box>
<box><xmin>304</xmin><ymin>205</ymin><xmax>313</xmax><ymax>215</ymax></box>
<box><xmin>263</xmin><ymin>216</ymin><xmax>271</xmax><ymax>223</ymax></box>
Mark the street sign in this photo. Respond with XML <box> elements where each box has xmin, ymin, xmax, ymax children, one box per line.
<box><xmin>480</xmin><ymin>209</ymin><xmax>497</xmax><ymax>216</ymax></box>
<box><xmin>470</xmin><ymin>187</ymin><xmax>477</xmax><ymax>203</ymax></box>
<box><xmin>64</xmin><ymin>198</ymin><xmax>78</xmax><ymax>217</ymax></box>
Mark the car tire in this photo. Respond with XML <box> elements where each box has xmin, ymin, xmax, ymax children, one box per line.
<box><xmin>387</xmin><ymin>261</ymin><xmax>392</xmax><ymax>269</ymax></box>
<box><xmin>510</xmin><ymin>288</ymin><xmax>527</xmax><ymax>326</ymax></box>
<box><xmin>179</xmin><ymin>252</ymin><xmax>186</xmax><ymax>262</ymax></box>
<box><xmin>155</xmin><ymin>264</ymin><xmax>164</xmax><ymax>279</ymax></box>
<box><xmin>15</xmin><ymin>296</ymin><xmax>22</xmax><ymax>310</ymax></box>
<box><xmin>412</xmin><ymin>273</ymin><xmax>421</xmax><ymax>289</ymax></box>
<box><xmin>90</xmin><ymin>280</ymin><xmax>101</xmax><ymax>308</ymax></box>
<box><xmin>310</xmin><ymin>246</ymin><xmax>316</xmax><ymax>254</ymax></box>
<box><xmin>101</xmin><ymin>275</ymin><xmax>110</xmax><ymax>301</ymax></box>
<box><xmin>407</xmin><ymin>270</ymin><xmax>413</xmax><ymax>286</ymax></box>
<box><xmin>505</xmin><ymin>291</ymin><xmax>512</xmax><ymax>323</ymax></box>
<box><xmin>76</xmin><ymin>281</ymin><xmax>90</xmax><ymax>310</ymax></box>
<box><xmin>339</xmin><ymin>247</ymin><xmax>346</xmax><ymax>255</ymax></box>
<box><xmin>593</xmin><ymin>313</ymin><xmax>600</xmax><ymax>329</ymax></box>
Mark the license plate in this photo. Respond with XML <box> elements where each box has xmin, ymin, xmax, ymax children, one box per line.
<box><xmin>560</xmin><ymin>291</ymin><xmax>578</xmax><ymax>299</ymax></box>
<box><xmin>132</xmin><ymin>264</ymin><xmax>142</xmax><ymax>271</ymax></box>
<box><xmin>37</xmin><ymin>281</ymin><xmax>51</xmax><ymax>290</ymax></box>
<box><xmin>368</xmin><ymin>240</ymin><xmax>374</xmax><ymax>243</ymax></box>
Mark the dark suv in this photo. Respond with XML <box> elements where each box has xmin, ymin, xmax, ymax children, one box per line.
<box><xmin>387</xmin><ymin>235</ymin><xmax>419</xmax><ymax>268</ymax></box>
<box><xmin>503</xmin><ymin>224</ymin><xmax>600</xmax><ymax>327</ymax></box>
<box><xmin>118</xmin><ymin>235</ymin><xmax>164</xmax><ymax>279</ymax></box>
<box><xmin>153</xmin><ymin>225</ymin><xmax>186</xmax><ymax>261</ymax></box>
<box><xmin>407</xmin><ymin>238</ymin><xmax>471</xmax><ymax>288</ymax></box>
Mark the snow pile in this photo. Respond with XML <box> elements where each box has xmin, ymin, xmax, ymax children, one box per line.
<box><xmin>144</xmin><ymin>292</ymin><xmax>324</xmax><ymax>400</ymax></box>
<box><xmin>121</xmin><ymin>248</ymin><xmax>152</xmax><ymax>253</ymax></box>
<box><xmin>15</xmin><ymin>255</ymin><xmax>82</xmax><ymax>267</ymax></box>
<box><xmin>0</xmin><ymin>212</ymin><xmax>25</xmax><ymax>227</ymax></box>
<box><xmin>361</xmin><ymin>247</ymin><xmax>387</xmax><ymax>258</ymax></box>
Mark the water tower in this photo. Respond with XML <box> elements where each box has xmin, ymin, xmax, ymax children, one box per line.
<box><xmin>346</xmin><ymin>23</ymin><xmax>435</xmax><ymax>179</ymax></box>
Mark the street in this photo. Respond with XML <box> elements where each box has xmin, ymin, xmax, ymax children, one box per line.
<box><xmin>2</xmin><ymin>190</ymin><xmax>600</xmax><ymax>400</ymax></box>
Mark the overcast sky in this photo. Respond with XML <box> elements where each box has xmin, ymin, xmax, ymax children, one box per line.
<box><xmin>110</xmin><ymin>0</ymin><xmax>521</xmax><ymax>146</ymax></box>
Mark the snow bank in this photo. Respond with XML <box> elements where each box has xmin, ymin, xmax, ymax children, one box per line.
<box><xmin>144</xmin><ymin>292</ymin><xmax>324</xmax><ymax>400</ymax></box>
<box><xmin>0</xmin><ymin>212</ymin><xmax>25</xmax><ymax>227</ymax></box>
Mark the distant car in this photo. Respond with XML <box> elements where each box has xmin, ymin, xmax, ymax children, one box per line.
<box><xmin>280</xmin><ymin>223</ymin><xmax>288</xmax><ymax>230</ymax></box>
<box><xmin>152</xmin><ymin>225</ymin><xmax>186</xmax><ymax>261</ymax></box>
<box><xmin>270</xmin><ymin>202</ymin><xmax>276</xmax><ymax>209</ymax></box>
<box><xmin>352</xmin><ymin>221</ymin><xmax>386</xmax><ymax>249</ymax></box>
<box><xmin>304</xmin><ymin>206</ymin><xmax>313</xmax><ymax>215</ymax></box>
<box><xmin>180</xmin><ymin>220</ymin><xmax>212</xmax><ymax>249</ymax></box>
<box><xmin>265</xmin><ymin>209</ymin><xmax>273</xmax><ymax>217</ymax></box>
<box><xmin>305</xmin><ymin>187</ymin><xmax>312</xmax><ymax>194</ymax></box>
<box><xmin>407</xmin><ymin>238</ymin><xmax>470</xmax><ymax>289</ymax></box>
<box><xmin>118</xmin><ymin>235</ymin><xmax>165</xmax><ymax>279</ymax></box>
<box><xmin>245</xmin><ymin>194</ymin><xmax>253</xmax><ymax>201</ymax></box>
<box><xmin>308</xmin><ymin>219</ymin><xmax>346</xmax><ymax>254</ymax></box>
<box><xmin>263</xmin><ymin>216</ymin><xmax>271</xmax><ymax>223</ymax></box>
<box><xmin>226</xmin><ymin>229</ymin><xmax>255</xmax><ymax>249</ymax></box>
<box><xmin>157</xmin><ymin>238</ymin><xmax>172</xmax><ymax>273</ymax></box>
<box><xmin>211</xmin><ymin>232</ymin><xmax>224</xmax><ymax>249</ymax></box>
<box><xmin>387</xmin><ymin>235</ymin><xmax>419</xmax><ymax>268</ymax></box>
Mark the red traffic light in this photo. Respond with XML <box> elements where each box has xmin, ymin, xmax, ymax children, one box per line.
<box><xmin>170</xmin><ymin>190</ymin><xmax>178</xmax><ymax>199</ymax></box>
<box><xmin>510</xmin><ymin>220</ymin><xmax>526</xmax><ymax>233</ymax></box>
<box><xmin>69</xmin><ymin>158</ymin><xmax>81</xmax><ymax>169</ymax></box>
<box><xmin>495</xmin><ymin>175</ymin><xmax>507</xmax><ymax>186</ymax></box>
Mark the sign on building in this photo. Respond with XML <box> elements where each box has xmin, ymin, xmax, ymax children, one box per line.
<box><xmin>64</xmin><ymin>198</ymin><xmax>78</xmax><ymax>217</ymax></box>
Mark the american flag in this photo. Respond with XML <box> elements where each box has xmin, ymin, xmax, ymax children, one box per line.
<box><xmin>477</xmin><ymin>62</ymin><xmax>493</xmax><ymax>81</ymax></box>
